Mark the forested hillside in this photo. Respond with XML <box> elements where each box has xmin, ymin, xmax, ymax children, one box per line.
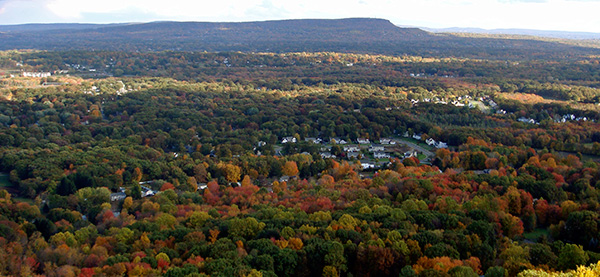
<box><xmin>1</xmin><ymin>18</ymin><xmax>600</xmax><ymax>60</ymax></box>
<box><xmin>1</xmin><ymin>22</ymin><xmax>600</xmax><ymax>276</ymax></box>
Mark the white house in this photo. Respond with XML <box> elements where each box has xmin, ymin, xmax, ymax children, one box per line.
<box><xmin>330</xmin><ymin>138</ymin><xmax>347</xmax><ymax>144</ymax></box>
<box><xmin>357</xmin><ymin>138</ymin><xmax>370</xmax><ymax>144</ymax></box>
<box><xmin>374</xmin><ymin>152</ymin><xmax>390</xmax><ymax>159</ymax></box>
<box><xmin>404</xmin><ymin>150</ymin><xmax>417</xmax><ymax>158</ymax></box>
<box><xmin>344</xmin><ymin>146</ymin><xmax>360</xmax><ymax>152</ymax></box>
<box><xmin>361</xmin><ymin>163</ymin><xmax>376</xmax><ymax>169</ymax></box>
<box><xmin>518</xmin><ymin>117</ymin><xmax>537</xmax><ymax>124</ymax></box>
<box><xmin>23</xmin><ymin>72</ymin><xmax>51</xmax><ymax>78</ymax></box>
<box><xmin>452</xmin><ymin>101</ymin><xmax>465</xmax><ymax>107</ymax></box>
<box><xmin>436</xmin><ymin>142</ymin><xmax>448</xmax><ymax>148</ymax></box>
<box><xmin>426</xmin><ymin>138</ymin><xmax>436</xmax><ymax>146</ymax></box>
<box><xmin>369</xmin><ymin>146</ymin><xmax>385</xmax><ymax>152</ymax></box>
<box><xmin>140</xmin><ymin>186</ymin><xmax>156</xmax><ymax>197</ymax></box>
<box><xmin>320</xmin><ymin>152</ymin><xmax>336</xmax><ymax>159</ymax></box>
<box><xmin>110</xmin><ymin>192</ymin><xmax>126</xmax><ymax>202</ymax></box>
<box><xmin>282</xmin><ymin>137</ymin><xmax>297</xmax><ymax>144</ymax></box>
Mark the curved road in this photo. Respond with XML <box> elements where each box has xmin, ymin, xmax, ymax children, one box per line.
<box><xmin>395</xmin><ymin>139</ymin><xmax>435</xmax><ymax>164</ymax></box>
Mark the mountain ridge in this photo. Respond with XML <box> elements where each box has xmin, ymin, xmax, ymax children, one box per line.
<box><xmin>0</xmin><ymin>18</ymin><xmax>599</xmax><ymax>59</ymax></box>
<box><xmin>422</xmin><ymin>26</ymin><xmax>600</xmax><ymax>40</ymax></box>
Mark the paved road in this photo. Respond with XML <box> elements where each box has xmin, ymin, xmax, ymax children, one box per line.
<box><xmin>395</xmin><ymin>139</ymin><xmax>435</xmax><ymax>163</ymax></box>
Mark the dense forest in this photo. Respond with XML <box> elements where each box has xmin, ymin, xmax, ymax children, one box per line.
<box><xmin>1</xmin><ymin>24</ymin><xmax>600</xmax><ymax>276</ymax></box>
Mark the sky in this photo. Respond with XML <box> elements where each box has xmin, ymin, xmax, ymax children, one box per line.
<box><xmin>1</xmin><ymin>0</ymin><xmax>600</xmax><ymax>33</ymax></box>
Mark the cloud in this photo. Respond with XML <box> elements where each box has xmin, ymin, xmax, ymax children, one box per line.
<box><xmin>0</xmin><ymin>0</ymin><xmax>61</xmax><ymax>23</ymax></box>
<box><xmin>244</xmin><ymin>0</ymin><xmax>291</xmax><ymax>20</ymax></box>
<box><xmin>500</xmin><ymin>0</ymin><xmax>548</xmax><ymax>2</ymax></box>
<box><xmin>0</xmin><ymin>0</ymin><xmax>599</xmax><ymax>33</ymax></box>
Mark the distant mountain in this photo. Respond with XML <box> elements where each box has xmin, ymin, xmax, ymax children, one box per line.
<box><xmin>0</xmin><ymin>18</ymin><xmax>599</xmax><ymax>59</ymax></box>
<box><xmin>0</xmin><ymin>23</ymin><xmax>129</xmax><ymax>33</ymax></box>
<box><xmin>423</xmin><ymin>27</ymin><xmax>600</xmax><ymax>40</ymax></box>
<box><xmin>0</xmin><ymin>18</ymin><xmax>433</xmax><ymax>53</ymax></box>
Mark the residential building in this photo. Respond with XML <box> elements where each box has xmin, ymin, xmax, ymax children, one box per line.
<box><xmin>374</xmin><ymin>152</ymin><xmax>390</xmax><ymax>159</ymax></box>
<box><xmin>281</xmin><ymin>137</ymin><xmax>297</xmax><ymax>143</ymax></box>
<box><xmin>357</xmin><ymin>138</ymin><xmax>370</xmax><ymax>144</ymax></box>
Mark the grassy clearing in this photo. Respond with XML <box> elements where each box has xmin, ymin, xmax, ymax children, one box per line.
<box><xmin>523</xmin><ymin>228</ymin><xmax>550</xmax><ymax>241</ymax></box>
<box><xmin>0</xmin><ymin>173</ymin><xmax>11</xmax><ymax>188</ymax></box>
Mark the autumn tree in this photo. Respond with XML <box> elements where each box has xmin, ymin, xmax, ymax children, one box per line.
<box><xmin>282</xmin><ymin>161</ymin><xmax>299</xmax><ymax>176</ymax></box>
<box><xmin>217</xmin><ymin>162</ymin><xmax>241</xmax><ymax>183</ymax></box>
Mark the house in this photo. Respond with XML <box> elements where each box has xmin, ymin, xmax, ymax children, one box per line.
<box><xmin>22</xmin><ymin>71</ymin><xmax>51</xmax><ymax>78</ymax></box>
<box><xmin>347</xmin><ymin>152</ymin><xmax>360</xmax><ymax>159</ymax></box>
<box><xmin>110</xmin><ymin>192</ymin><xmax>126</xmax><ymax>202</ymax></box>
<box><xmin>412</xmin><ymin>134</ymin><xmax>422</xmax><ymax>140</ymax></box>
<box><xmin>281</xmin><ymin>137</ymin><xmax>297</xmax><ymax>144</ymax></box>
<box><xmin>320</xmin><ymin>152</ymin><xmax>336</xmax><ymax>159</ymax></box>
<box><xmin>369</xmin><ymin>146</ymin><xmax>385</xmax><ymax>152</ymax></box>
<box><xmin>374</xmin><ymin>152</ymin><xmax>390</xmax><ymax>159</ymax></box>
<box><xmin>361</xmin><ymin>163</ymin><xmax>376</xmax><ymax>169</ymax></box>
<box><xmin>436</xmin><ymin>142</ymin><xmax>448</xmax><ymax>148</ymax></box>
<box><xmin>518</xmin><ymin>117</ymin><xmax>537</xmax><ymax>124</ymax></box>
<box><xmin>140</xmin><ymin>186</ymin><xmax>156</xmax><ymax>197</ymax></box>
<box><xmin>426</xmin><ymin>138</ymin><xmax>435</xmax><ymax>146</ymax></box>
<box><xmin>404</xmin><ymin>150</ymin><xmax>417</xmax><ymax>158</ymax></box>
<box><xmin>357</xmin><ymin>138</ymin><xmax>370</xmax><ymax>144</ymax></box>
<box><xmin>198</xmin><ymin>183</ymin><xmax>208</xmax><ymax>190</ymax></box>
<box><xmin>344</xmin><ymin>146</ymin><xmax>360</xmax><ymax>152</ymax></box>
<box><xmin>380</xmin><ymin>138</ymin><xmax>391</xmax><ymax>144</ymax></box>
<box><xmin>257</xmin><ymin>141</ymin><xmax>267</xmax><ymax>147</ymax></box>
<box><xmin>305</xmin><ymin>137</ymin><xmax>322</xmax><ymax>144</ymax></box>
<box><xmin>331</xmin><ymin>138</ymin><xmax>348</xmax><ymax>144</ymax></box>
<box><xmin>452</xmin><ymin>101</ymin><xmax>465</xmax><ymax>107</ymax></box>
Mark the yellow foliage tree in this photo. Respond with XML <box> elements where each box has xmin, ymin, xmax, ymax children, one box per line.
<box><xmin>241</xmin><ymin>175</ymin><xmax>252</xmax><ymax>187</ymax></box>
<box><xmin>282</xmin><ymin>161</ymin><xmax>299</xmax><ymax>176</ymax></box>
<box><xmin>217</xmin><ymin>162</ymin><xmax>241</xmax><ymax>183</ymax></box>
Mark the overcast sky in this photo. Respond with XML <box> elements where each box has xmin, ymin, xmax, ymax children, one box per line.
<box><xmin>1</xmin><ymin>0</ymin><xmax>599</xmax><ymax>33</ymax></box>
